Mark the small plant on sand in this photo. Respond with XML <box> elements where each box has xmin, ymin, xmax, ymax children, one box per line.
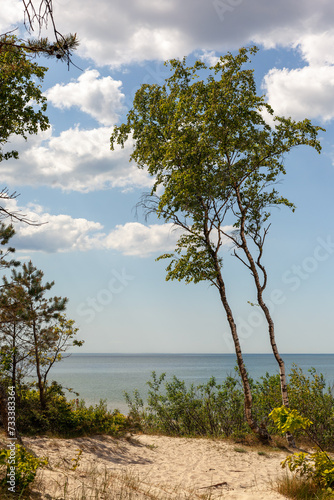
<box><xmin>270</xmin><ymin>406</ymin><xmax>334</xmax><ymax>497</ymax></box>
<box><xmin>0</xmin><ymin>444</ymin><xmax>48</xmax><ymax>494</ymax></box>
<box><xmin>70</xmin><ymin>448</ymin><xmax>83</xmax><ymax>471</ymax></box>
<box><xmin>234</xmin><ymin>446</ymin><xmax>247</xmax><ymax>453</ymax></box>
<box><xmin>275</xmin><ymin>474</ymin><xmax>334</xmax><ymax>500</ymax></box>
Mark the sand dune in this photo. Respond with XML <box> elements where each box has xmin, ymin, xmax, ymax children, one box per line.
<box><xmin>18</xmin><ymin>433</ymin><xmax>290</xmax><ymax>499</ymax></box>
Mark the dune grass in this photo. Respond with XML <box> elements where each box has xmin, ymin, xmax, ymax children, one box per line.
<box><xmin>274</xmin><ymin>473</ymin><xmax>334</xmax><ymax>500</ymax></box>
<box><xmin>0</xmin><ymin>465</ymin><xmax>229</xmax><ymax>499</ymax></box>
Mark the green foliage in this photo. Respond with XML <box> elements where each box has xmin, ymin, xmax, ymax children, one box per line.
<box><xmin>269</xmin><ymin>406</ymin><xmax>313</xmax><ymax>434</ymax></box>
<box><xmin>17</xmin><ymin>385</ymin><xmax>129</xmax><ymax>438</ymax></box>
<box><xmin>126</xmin><ymin>365</ymin><xmax>334</xmax><ymax>446</ymax></box>
<box><xmin>282</xmin><ymin>451</ymin><xmax>334</xmax><ymax>490</ymax></box>
<box><xmin>25</xmin><ymin>34</ymin><xmax>79</xmax><ymax>62</ymax></box>
<box><xmin>0</xmin><ymin>444</ymin><xmax>47</xmax><ymax>493</ymax></box>
<box><xmin>126</xmin><ymin>371</ymin><xmax>250</xmax><ymax>438</ymax></box>
<box><xmin>111</xmin><ymin>47</ymin><xmax>324</xmax><ymax>291</ymax></box>
<box><xmin>251</xmin><ymin>372</ymin><xmax>282</xmax><ymax>429</ymax></box>
<box><xmin>270</xmin><ymin>405</ymin><xmax>334</xmax><ymax>493</ymax></box>
<box><xmin>0</xmin><ymin>35</ymin><xmax>49</xmax><ymax>162</ymax></box>
<box><xmin>288</xmin><ymin>365</ymin><xmax>334</xmax><ymax>449</ymax></box>
<box><xmin>68</xmin><ymin>400</ymin><xmax>129</xmax><ymax>437</ymax></box>
<box><xmin>0</xmin><ymin>261</ymin><xmax>84</xmax><ymax>410</ymax></box>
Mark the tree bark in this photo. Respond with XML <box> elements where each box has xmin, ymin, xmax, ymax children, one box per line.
<box><xmin>32</xmin><ymin>321</ymin><xmax>46</xmax><ymax>411</ymax></box>
<box><xmin>202</xmin><ymin>214</ymin><xmax>270</xmax><ymax>442</ymax></box>
<box><xmin>234</xmin><ymin>187</ymin><xmax>294</xmax><ymax>446</ymax></box>
<box><xmin>214</xmin><ymin>261</ymin><xmax>270</xmax><ymax>442</ymax></box>
<box><xmin>240</xmin><ymin>236</ymin><xmax>289</xmax><ymax>403</ymax></box>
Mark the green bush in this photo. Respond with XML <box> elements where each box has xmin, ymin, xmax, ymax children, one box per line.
<box><xmin>125</xmin><ymin>365</ymin><xmax>334</xmax><ymax>446</ymax></box>
<box><xmin>0</xmin><ymin>444</ymin><xmax>47</xmax><ymax>494</ymax></box>
<box><xmin>282</xmin><ymin>451</ymin><xmax>334</xmax><ymax>491</ymax></box>
<box><xmin>252</xmin><ymin>372</ymin><xmax>282</xmax><ymax>431</ymax></box>
<box><xmin>68</xmin><ymin>399</ymin><xmax>129</xmax><ymax>437</ymax></box>
<box><xmin>270</xmin><ymin>406</ymin><xmax>334</xmax><ymax>494</ymax></box>
<box><xmin>16</xmin><ymin>383</ymin><xmax>130</xmax><ymax>438</ymax></box>
<box><xmin>125</xmin><ymin>371</ymin><xmax>248</xmax><ymax>438</ymax></box>
<box><xmin>288</xmin><ymin>365</ymin><xmax>334</xmax><ymax>450</ymax></box>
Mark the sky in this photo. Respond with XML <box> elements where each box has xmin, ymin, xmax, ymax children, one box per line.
<box><xmin>1</xmin><ymin>0</ymin><xmax>334</xmax><ymax>354</ymax></box>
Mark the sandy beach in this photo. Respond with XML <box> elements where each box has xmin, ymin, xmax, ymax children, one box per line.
<box><xmin>12</xmin><ymin>433</ymin><xmax>291</xmax><ymax>499</ymax></box>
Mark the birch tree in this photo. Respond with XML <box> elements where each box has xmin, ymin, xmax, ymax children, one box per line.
<box><xmin>111</xmin><ymin>47</ymin><xmax>323</xmax><ymax>440</ymax></box>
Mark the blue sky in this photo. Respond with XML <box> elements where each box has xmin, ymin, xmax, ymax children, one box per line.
<box><xmin>1</xmin><ymin>0</ymin><xmax>334</xmax><ymax>353</ymax></box>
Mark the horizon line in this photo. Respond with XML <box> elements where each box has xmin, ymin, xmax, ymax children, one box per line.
<box><xmin>65</xmin><ymin>352</ymin><xmax>333</xmax><ymax>355</ymax></box>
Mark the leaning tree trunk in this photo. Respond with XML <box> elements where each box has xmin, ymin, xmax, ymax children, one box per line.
<box><xmin>242</xmin><ymin>249</ymin><xmax>295</xmax><ymax>446</ymax></box>
<box><xmin>240</xmin><ymin>237</ymin><xmax>290</xmax><ymax>404</ymax></box>
<box><xmin>235</xmin><ymin>195</ymin><xmax>294</xmax><ymax>446</ymax></box>
<box><xmin>215</xmin><ymin>268</ymin><xmax>270</xmax><ymax>442</ymax></box>
<box><xmin>205</xmin><ymin>236</ymin><xmax>270</xmax><ymax>442</ymax></box>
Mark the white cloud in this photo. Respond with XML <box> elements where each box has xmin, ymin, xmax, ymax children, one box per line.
<box><xmin>199</xmin><ymin>50</ymin><xmax>220</xmax><ymax>66</ymax></box>
<box><xmin>262</xmin><ymin>30</ymin><xmax>334</xmax><ymax>122</ymax></box>
<box><xmin>104</xmin><ymin>222</ymin><xmax>181</xmax><ymax>257</ymax></box>
<box><xmin>2</xmin><ymin>126</ymin><xmax>153</xmax><ymax>192</ymax></box>
<box><xmin>5</xmin><ymin>198</ymin><xmax>236</xmax><ymax>256</ymax></box>
<box><xmin>295</xmin><ymin>31</ymin><xmax>334</xmax><ymax>66</ymax></box>
<box><xmin>3</xmin><ymin>0</ymin><xmax>334</xmax><ymax>70</ymax></box>
<box><xmin>5</xmin><ymin>200</ymin><xmax>180</xmax><ymax>255</ymax></box>
<box><xmin>263</xmin><ymin>65</ymin><xmax>334</xmax><ymax>122</ymax></box>
<box><xmin>45</xmin><ymin>70</ymin><xmax>125</xmax><ymax>126</ymax></box>
<box><xmin>104</xmin><ymin>222</ymin><xmax>234</xmax><ymax>257</ymax></box>
<box><xmin>51</xmin><ymin>0</ymin><xmax>334</xmax><ymax>68</ymax></box>
<box><xmin>0</xmin><ymin>0</ymin><xmax>22</xmax><ymax>32</ymax></box>
<box><xmin>250</xmin><ymin>2</ymin><xmax>334</xmax><ymax>50</ymax></box>
<box><xmin>6</xmin><ymin>200</ymin><xmax>105</xmax><ymax>253</ymax></box>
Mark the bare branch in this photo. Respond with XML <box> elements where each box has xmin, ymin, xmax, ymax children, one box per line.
<box><xmin>23</xmin><ymin>0</ymin><xmax>54</xmax><ymax>34</ymax></box>
<box><xmin>0</xmin><ymin>188</ymin><xmax>44</xmax><ymax>226</ymax></box>
<box><xmin>233</xmin><ymin>249</ymin><xmax>252</xmax><ymax>270</ymax></box>
<box><xmin>11</xmin><ymin>1</ymin><xmax>80</xmax><ymax>68</ymax></box>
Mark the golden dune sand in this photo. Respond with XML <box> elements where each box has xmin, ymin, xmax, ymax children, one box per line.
<box><xmin>19</xmin><ymin>433</ymin><xmax>290</xmax><ymax>499</ymax></box>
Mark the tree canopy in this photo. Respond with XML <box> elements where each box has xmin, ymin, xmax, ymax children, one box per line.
<box><xmin>111</xmin><ymin>47</ymin><xmax>323</xmax><ymax>293</ymax></box>
<box><xmin>0</xmin><ymin>34</ymin><xmax>49</xmax><ymax>164</ymax></box>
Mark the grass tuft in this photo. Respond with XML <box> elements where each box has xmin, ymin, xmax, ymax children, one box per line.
<box><xmin>274</xmin><ymin>473</ymin><xmax>334</xmax><ymax>500</ymax></box>
<box><xmin>233</xmin><ymin>446</ymin><xmax>247</xmax><ymax>453</ymax></box>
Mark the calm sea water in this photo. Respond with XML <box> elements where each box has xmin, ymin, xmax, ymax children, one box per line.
<box><xmin>47</xmin><ymin>353</ymin><xmax>334</xmax><ymax>414</ymax></box>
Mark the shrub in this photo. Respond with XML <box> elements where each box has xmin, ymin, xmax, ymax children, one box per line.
<box><xmin>282</xmin><ymin>451</ymin><xmax>334</xmax><ymax>491</ymax></box>
<box><xmin>68</xmin><ymin>400</ymin><xmax>129</xmax><ymax>437</ymax></box>
<box><xmin>288</xmin><ymin>365</ymin><xmax>334</xmax><ymax>450</ymax></box>
<box><xmin>0</xmin><ymin>444</ymin><xmax>47</xmax><ymax>494</ymax></box>
<box><xmin>125</xmin><ymin>365</ymin><xmax>334</xmax><ymax>446</ymax></box>
<box><xmin>125</xmin><ymin>371</ymin><xmax>248</xmax><ymax>438</ymax></box>
<box><xmin>252</xmin><ymin>372</ymin><xmax>282</xmax><ymax>431</ymax></box>
<box><xmin>270</xmin><ymin>406</ymin><xmax>334</xmax><ymax>495</ymax></box>
<box><xmin>16</xmin><ymin>383</ymin><xmax>130</xmax><ymax>438</ymax></box>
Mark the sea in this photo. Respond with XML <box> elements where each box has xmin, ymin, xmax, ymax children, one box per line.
<box><xmin>45</xmin><ymin>353</ymin><xmax>334</xmax><ymax>414</ymax></box>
